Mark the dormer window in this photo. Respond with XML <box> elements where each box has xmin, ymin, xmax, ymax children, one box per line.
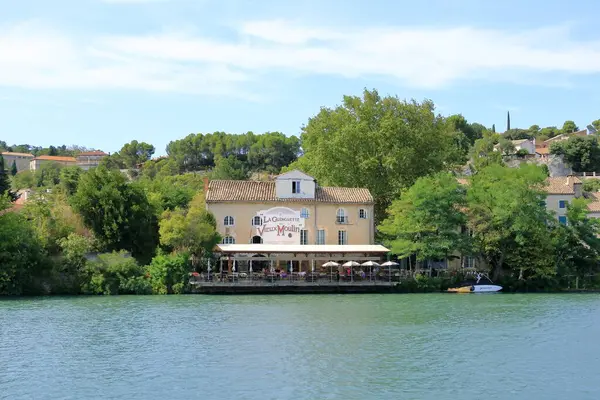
<box><xmin>292</xmin><ymin>180</ymin><xmax>301</xmax><ymax>194</ymax></box>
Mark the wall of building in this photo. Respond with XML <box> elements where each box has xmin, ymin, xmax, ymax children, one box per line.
<box><xmin>30</xmin><ymin>159</ymin><xmax>77</xmax><ymax>171</ymax></box>
<box><xmin>516</xmin><ymin>140</ymin><xmax>535</xmax><ymax>154</ymax></box>
<box><xmin>546</xmin><ymin>194</ymin><xmax>574</xmax><ymax>218</ymax></box>
<box><xmin>1</xmin><ymin>154</ymin><xmax>33</xmax><ymax>172</ymax></box>
<box><xmin>207</xmin><ymin>201</ymin><xmax>375</xmax><ymax>245</ymax></box>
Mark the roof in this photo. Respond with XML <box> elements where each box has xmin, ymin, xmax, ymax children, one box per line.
<box><xmin>536</xmin><ymin>147</ymin><xmax>550</xmax><ymax>155</ymax></box>
<box><xmin>545</xmin><ymin>134</ymin><xmax>567</xmax><ymax>143</ymax></box>
<box><xmin>33</xmin><ymin>156</ymin><xmax>77</xmax><ymax>162</ymax></box>
<box><xmin>546</xmin><ymin>176</ymin><xmax>582</xmax><ymax>194</ymax></box>
<box><xmin>511</xmin><ymin>139</ymin><xmax>531</xmax><ymax>145</ymax></box>
<box><xmin>206</xmin><ymin>180</ymin><xmax>374</xmax><ymax>204</ymax></box>
<box><xmin>585</xmin><ymin>192</ymin><xmax>600</xmax><ymax>212</ymax></box>
<box><xmin>573</xmin><ymin>129</ymin><xmax>588</xmax><ymax>137</ymax></box>
<box><xmin>1</xmin><ymin>152</ymin><xmax>34</xmax><ymax>157</ymax></box>
<box><xmin>77</xmin><ymin>150</ymin><xmax>107</xmax><ymax>156</ymax></box>
<box><xmin>216</xmin><ymin>244</ymin><xmax>390</xmax><ymax>254</ymax></box>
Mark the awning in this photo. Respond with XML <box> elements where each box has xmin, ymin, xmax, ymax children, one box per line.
<box><xmin>215</xmin><ymin>244</ymin><xmax>390</xmax><ymax>254</ymax></box>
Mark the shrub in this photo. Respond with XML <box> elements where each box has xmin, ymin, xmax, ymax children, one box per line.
<box><xmin>81</xmin><ymin>251</ymin><xmax>151</xmax><ymax>295</ymax></box>
<box><xmin>147</xmin><ymin>252</ymin><xmax>191</xmax><ymax>294</ymax></box>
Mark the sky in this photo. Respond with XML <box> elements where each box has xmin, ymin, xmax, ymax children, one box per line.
<box><xmin>2</xmin><ymin>0</ymin><xmax>600</xmax><ymax>155</ymax></box>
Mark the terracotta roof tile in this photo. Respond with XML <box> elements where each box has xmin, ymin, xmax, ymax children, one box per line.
<box><xmin>77</xmin><ymin>150</ymin><xmax>107</xmax><ymax>156</ymax></box>
<box><xmin>536</xmin><ymin>147</ymin><xmax>550</xmax><ymax>155</ymax></box>
<box><xmin>583</xmin><ymin>192</ymin><xmax>600</xmax><ymax>212</ymax></box>
<box><xmin>34</xmin><ymin>155</ymin><xmax>77</xmax><ymax>162</ymax></box>
<box><xmin>206</xmin><ymin>180</ymin><xmax>373</xmax><ymax>204</ymax></box>
<box><xmin>545</xmin><ymin>176</ymin><xmax>581</xmax><ymax>194</ymax></box>
<box><xmin>1</xmin><ymin>151</ymin><xmax>34</xmax><ymax>157</ymax></box>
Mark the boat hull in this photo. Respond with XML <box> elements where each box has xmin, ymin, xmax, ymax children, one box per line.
<box><xmin>447</xmin><ymin>285</ymin><xmax>502</xmax><ymax>293</ymax></box>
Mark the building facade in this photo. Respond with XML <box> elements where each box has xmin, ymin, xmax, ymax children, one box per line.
<box><xmin>205</xmin><ymin>170</ymin><xmax>375</xmax><ymax>246</ymax></box>
<box><xmin>1</xmin><ymin>152</ymin><xmax>34</xmax><ymax>172</ymax></box>
<box><xmin>29</xmin><ymin>156</ymin><xmax>77</xmax><ymax>171</ymax></box>
<box><xmin>76</xmin><ymin>150</ymin><xmax>108</xmax><ymax>170</ymax></box>
<box><xmin>545</xmin><ymin>176</ymin><xmax>582</xmax><ymax>224</ymax></box>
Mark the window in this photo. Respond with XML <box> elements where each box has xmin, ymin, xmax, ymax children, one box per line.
<box><xmin>251</xmin><ymin>235</ymin><xmax>263</xmax><ymax>244</ymax></box>
<box><xmin>222</xmin><ymin>236</ymin><xmax>235</xmax><ymax>244</ymax></box>
<box><xmin>338</xmin><ymin>230</ymin><xmax>347</xmax><ymax>245</ymax></box>
<box><xmin>252</xmin><ymin>216</ymin><xmax>262</xmax><ymax>226</ymax></box>
<box><xmin>300</xmin><ymin>229</ymin><xmax>308</xmax><ymax>245</ymax></box>
<box><xmin>559</xmin><ymin>200</ymin><xmax>567</xmax><ymax>209</ymax></box>
<box><xmin>224</xmin><ymin>216</ymin><xmax>234</xmax><ymax>226</ymax></box>
<box><xmin>336</xmin><ymin>208</ymin><xmax>348</xmax><ymax>224</ymax></box>
<box><xmin>292</xmin><ymin>180</ymin><xmax>301</xmax><ymax>194</ymax></box>
<box><xmin>300</xmin><ymin>207</ymin><xmax>309</xmax><ymax>219</ymax></box>
<box><xmin>317</xmin><ymin>229</ymin><xmax>325</xmax><ymax>245</ymax></box>
<box><xmin>558</xmin><ymin>216</ymin><xmax>567</xmax><ymax>225</ymax></box>
<box><xmin>359</xmin><ymin>209</ymin><xmax>367</xmax><ymax>219</ymax></box>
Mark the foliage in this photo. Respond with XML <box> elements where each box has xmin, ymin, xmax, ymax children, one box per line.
<box><xmin>34</xmin><ymin>162</ymin><xmax>62</xmax><ymax>188</ymax></box>
<box><xmin>11</xmin><ymin>170</ymin><xmax>35</xmax><ymax>190</ymax></box>
<box><xmin>147</xmin><ymin>252</ymin><xmax>191</xmax><ymax>294</ymax></box>
<box><xmin>379</xmin><ymin>172</ymin><xmax>469</xmax><ymax>261</ymax></box>
<box><xmin>470</xmin><ymin>132</ymin><xmax>503</xmax><ymax>172</ymax></box>
<box><xmin>22</xmin><ymin>193</ymin><xmax>89</xmax><ymax>255</ymax></box>
<box><xmin>0</xmin><ymin>155</ymin><xmax>18</xmax><ymax>201</ymax></box>
<box><xmin>158</xmin><ymin>193</ymin><xmax>221</xmax><ymax>264</ymax></box>
<box><xmin>562</xmin><ymin>120</ymin><xmax>578</xmax><ymax>133</ymax></box>
<box><xmin>497</xmin><ymin>138</ymin><xmax>516</xmax><ymax>155</ymax></box>
<box><xmin>0</xmin><ymin>211</ymin><xmax>49</xmax><ymax>295</ymax></box>
<box><xmin>59</xmin><ymin>166</ymin><xmax>82</xmax><ymax>196</ymax></box>
<box><xmin>516</xmin><ymin>148</ymin><xmax>530</xmax><ymax>157</ymax></box>
<box><xmin>550</xmin><ymin>136</ymin><xmax>600</xmax><ymax>172</ymax></box>
<box><xmin>119</xmin><ymin>140</ymin><xmax>155</xmax><ymax>168</ymax></box>
<box><xmin>285</xmin><ymin>89</ymin><xmax>466</xmax><ymax>223</ymax></box>
<box><xmin>138</xmin><ymin>173</ymin><xmax>205</xmax><ymax>215</ymax></box>
<box><xmin>210</xmin><ymin>155</ymin><xmax>249</xmax><ymax>180</ymax></box>
<box><xmin>582</xmin><ymin>179</ymin><xmax>600</xmax><ymax>193</ymax></box>
<box><xmin>10</xmin><ymin>161</ymin><xmax>17</xmax><ymax>176</ymax></box>
<box><xmin>80</xmin><ymin>251</ymin><xmax>151</xmax><ymax>295</ymax></box>
<box><xmin>592</xmin><ymin>119</ymin><xmax>600</xmax><ymax>132</ymax></box>
<box><xmin>71</xmin><ymin>166</ymin><xmax>159</xmax><ymax>263</ymax></box>
<box><xmin>466</xmin><ymin>164</ymin><xmax>550</xmax><ymax>280</ymax></box>
<box><xmin>503</xmin><ymin>129</ymin><xmax>532</xmax><ymax>140</ymax></box>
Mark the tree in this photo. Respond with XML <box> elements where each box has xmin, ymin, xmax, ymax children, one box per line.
<box><xmin>529</xmin><ymin>125</ymin><xmax>541</xmax><ymax>134</ymax></box>
<box><xmin>467</xmin><ymin>164</ymin><xmax>550</xmax><ymax>280</ymax></box>
<box><xmin>446</xmin><ymin>114</ymin><xmax>481</xmax><ymax>144</ymax></box>
<box><xmin>119</xmin><ymin>140</ymin><xmax>155</xmax><ymax>168</ymax></box>
<box><xmin>11</xmin><ymin>170</ymin><xmax>35</xmax><ymax>190</ymax></box>
<box><xmin>503</xmin><ymin>129</ymin><xmax>533</xmax><ymax>140</ymax></box>
<box><xmin>0</xmin><ymin>210</ymin><xmax>49</xmax><ymax>295</ymax></box>
<box><xmin>539</xmin><ymin>126</ymin><xmax>560</xmax><ymax>138</ymax></box>
<box><xmin>210</xmin><ymin>155</ymin><xmax>249</xmax><ymax>180</ymax></box>
<box><xmin>470</xmin><ymin>132</ymin><xmax>503</xmax><ymax>172</ymax></box>
<box><xmin>592</xmin><ymin>119</ymin><xmax>600</xmax><ymax>132</ymax></box>
<box><xmin>379</xmin><ymin>172</ymin><xmax>469</xmax><ymax>264</ymax></box>
<box><xmin>71</xmin><ymin>166</ymin><xmax>159</xmax><ymax>263</ymax></box>
<box><xmin>582</xmin><ymin>179</ymin><xmax>600</xmax><ymax>193</ymax></box>
<box><xmin>59</xmin><ymin>166</ymin><xmax>82</xmax><ymax>196</ymax></box>
<box><xmin>492</xmin><ymin>124</ymin><xmax>496</xmax><ymax>133</ymax></box>
<box><xmin>286</xmin><ymin>89</ymin><xmax>465</xmax><ymax>223</ymax></box>
<box><xmin>10</xmin><ymin>160</ymin><xmax>17</xmax><ymax>176</ymax></box>
<box><xmin>497</xmin><ymin>138</ymin><xmax>516</xmax><ymax>156</ymax></box>
<box><xmin>247</xmin><ymin>132</ymin><xmax>301</xmax><ymax>173</ymax></box>
<box><xmin>550</xmin><ymin>136</ymin><xmax>600</xmax><ymax>172</ymax></box>
<box><xmin>562</xmin><ymin>120</ymin><xmax>578</xmax><ymax>133</ymax></box>
<box><xmin>147</xmin><ymin>252</ymin><xmax>191</xmax><ymax>294</ymax></box>
<box><xmin>507</xmin><ymin>111</ymin><xmax>511</xmax><ymax>131</ymax></box>
<box><xmin>80</xmin><ymin>251</ymin><xmax>151</xmax><ymax>295</ymax></box>
<box><xmin>0</xmin><ymin>155</ymin><xmax>18</xmax><ymax>201</ymax></box>
<box><xmin>34</xmin><ymin>162</ymin><xmax>62</xmax><ymax>188</ymax></box>
<box><xmin>158</xmin><ymin>193</ymin><xmax>221</xmax><ymax>266</ymax></box>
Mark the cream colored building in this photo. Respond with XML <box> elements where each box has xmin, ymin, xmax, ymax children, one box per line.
<box><xmin>29</xmin><ymin>155</ymin><xmax>77</xmax><ymax>171</ymax></box>
<box><xmin>205</xmin><ymin>170</ymin><xmax>375</xmax><ymax>246</ymax></box>
<box><xmin>76</xmin><ymin>150</ymin><xmax>108</xmax><ymax>170</ymax></box>
<box><xmin>545</xmin><ymin>176</ymin><xmax>583</xmax><ymax>224</ymax></box>
<box><xmin>1</xmin><ymin>152</ymin><xmax>34</xmax><ymax>172</ymax></box>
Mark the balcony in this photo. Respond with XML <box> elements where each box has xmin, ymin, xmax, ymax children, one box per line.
<box><xmin>336</xmin><ymin>216</ymin><xmax>350</xmax><ymax>224</ymax></box>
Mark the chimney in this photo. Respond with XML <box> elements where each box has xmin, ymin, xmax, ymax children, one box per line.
<box><xmin>203</xmin><ymin>176</ymin><xmax>209</xmax><ymax>192</ymax></box>
<box><xmin>566</xmin><ymin>176</ymin><xmax>570</xmax><ymax>186</ymax></box>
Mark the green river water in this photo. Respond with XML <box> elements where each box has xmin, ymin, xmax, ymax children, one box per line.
<box><xmin>1</xmin><ymin>294</ymin><xmax>600</xmax><ymax>399</ymax></box>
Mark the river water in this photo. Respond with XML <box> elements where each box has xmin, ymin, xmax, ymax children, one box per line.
<box><xmin>1</xmin><ymin>294</ymin><xmax>599</xmax><ymax>399</ymax></box>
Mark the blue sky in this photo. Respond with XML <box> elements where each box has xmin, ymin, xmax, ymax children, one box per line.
<box><xmin>2</xmin><ymin>0</ymin><xmax>600</xmax><ymax>155</ymax></box>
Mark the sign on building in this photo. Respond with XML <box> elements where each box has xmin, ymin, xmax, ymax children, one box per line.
<box><xmin>255</xmin><ymin>207</ymin><xmax>305</xmax><ymax>244</ymax></box>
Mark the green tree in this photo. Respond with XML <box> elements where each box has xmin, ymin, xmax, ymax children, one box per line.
<box><xmin>507</xmin><ymin>111</ymin><xmax>511</xmax><ymax>131</ymax></box>
<box><xmin>286</xmin><ymin>89</ymin><xmax>464</xmax><ymax>223</ymax></box>
<box><xmin>467</xmin><ymin>164</ymin><xmax>549</xmax><ymax>280</ymax></box>
<box><xmin>147</xmin><ymin>252</ymin><xmax>191</xmax><ymax>294</ymax></box>
<box><xmin>497</xmin><ymin>138</ymin><xmax>516</xmax><ymax>155</ymax></box>
<box><xmin>119</xmin><ymin>140</ymin><xmax>155</xmax><ymax>168</ymax></box>
<box><xmin>529</xmin><ymin>125</ymin><xmax>541</xmax><ymax>134</ymax></box>
<box><xmin>379</xmin><ymin>172</ymin><xmax>469</xmax><ymax>264</ymax></box>
<box><xmin>592</xmin><ymin>119</ymin><xmax>600</xmax><ymax>132</ymax></box>
<box><xmin>80</xmin><ymin>251</ymin><xmax>151</xmax><ymax>295</ymax></box>
<box><xmin>446</xmin><ymin>114</ymin><xmax>480</xmax><ymax>144</ymax></box>
<box><xmin>11</xmin><ymin>170</ymin><xmax>35</xmax><ymax>190</ymax></box>
<box><xmin>10</xmin><ymin>160</ymin><xmax>17</xmax><ymax>176</ymax></box>
<box><xmin>582</xmin><ymin>179</ymin><xmax>600</xmax><ymax>192</ymax></box>
<box><xmin>503</xmin><ymin>129</ymin><xmax>533</xmax><ymax>140</ymax></box>
<box><xmin>0</xmin><ymin>155</ymin><xmax>18</xmax><ymax>201</ymax></box>
<box><xmin>210</xmin><ymin>155</ymin><xmax>249</xmax><ymax>180</ymax></box>
<box><xmin>0</xmin><ymin>208</ymin><xmax>49</xmax><ymax>295</ymax></box>
<box><xmin>159</xmin><ymin>193</ymin><xmax>221</xmax><ymax>266</ymax></box>
<box><xmin>470</xmin><ymin>132</ymin><xmax>503</xmax><ymax>172</ymax></box>
<box><xmin>539</xmin><ymin>126</ymin><xmax>560</xmax><ymax>138</ymax></box>
<box><xmin>71</xmin><ymin>166</ymin><xmax>159</xmax><ymax>263</ymax></box>
<box><xmin>35</xmin><ymin>162</ymin><xmax>62</xmax><ymax>187</ymax></box>
<box><xmin>550</xmin><ymin>136</ymin><xmax>600</xmax><ymax>172</ymax></box>
<box><xmin>59</xmin><ymin>166</ymin><xmax>82</xmax><ymax>196</ymax></box>
<box><xmin>562</xmin><ymin>120</ymin><xmax>579</xmax><ymax>133</ymax></box>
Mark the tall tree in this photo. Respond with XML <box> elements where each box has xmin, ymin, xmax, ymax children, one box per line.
<box><xmin>0</xmin><ymin>155</ymin><xmax>18</xmax><ymax>201</ymax></box>
<box><xmin>467</xmin><ymin>164</ymin><xmax>549</xmax><ymax>280</ymax></box>
<box><xmin>71</xmin><ymin>166</ymin><xmax>159</xmax><ymax>263</ymax></box>
<box><xmin>550</xmin><ymin>136</ymin><xmax>600</xmax><ymax>172</ymax></box>
<box><xmin>507</xmin><ymin>111</ymin><xmax>511</xmax><ymax>131</ymax></box>
<box><xmin>492</xmin><ymin>124</ymin><xmax>496</xmax><ymax>133</ymax></box>
<box><xmin>379</xmin><ymin>172</ymin><xmax>469</xmax><ymax>264</ymax></box>
<box><xmin>592</xmin><ymin>119</ymin><xmax>600</xmax><ymax>132</ymax></box>
<box><xmin>470</xmin><ymin>132</ymin><xmax>503</xmax><ymax>172</ymax></box>
<box><xmin>119</xmin><ymin>140</ymin><xmax>155</xmax><ymax>168</ymax></box>
<box><xmin>10</xmin><ymin>160</ymin><xmax>17</xmax><ymax>176</ymax></box>
<box><xmin>562</xmin><ymin>120</ymin><xmax>579</xmax><ymax>133</ymax></box>
<box><xmin>286</xmin><ymin>89</ymin><xmax>465</xmax><ymax>223</ymax></box>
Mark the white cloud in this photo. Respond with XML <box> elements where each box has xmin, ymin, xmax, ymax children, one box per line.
<box><xmin>1</xmin><ymin>19</ymin><xmax>600</xmax><ymax>96</ymax></box>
